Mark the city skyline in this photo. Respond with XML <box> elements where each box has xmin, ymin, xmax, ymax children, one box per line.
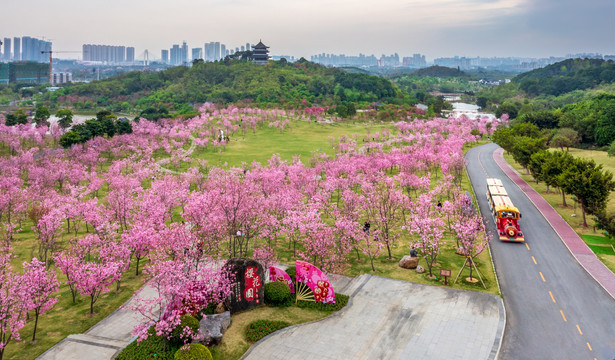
<box><xmin>2</xmin><ymin>0</ymin><xmax>614</xmax><ymax>61</ymax></box>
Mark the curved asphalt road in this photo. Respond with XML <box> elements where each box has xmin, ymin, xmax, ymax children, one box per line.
<box><xmin>466</xmin><ymin>143</ymin><xmax>615</xmax><ymax>360</ymax></box>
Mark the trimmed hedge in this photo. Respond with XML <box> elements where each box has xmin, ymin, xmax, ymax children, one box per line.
<box><xmin>264</xmin><ymin>281</ymin><xmax>292</xmax><ymax>307</ymax></box>
<box><xmin>115</xmin><ymin>334</ymin><xmax>175</xmax><ymax>360</ymax></box>
<box><xmin>174</xmin><ymin>343</ymin><xmax>212</xmax><ymax>360</ymax></box>
<box><xmin>296</xmin><ymin>293</ymin><xmax>349</xmax><ymax>312</ymax></box>
<box><xmin>170</xmin><ymin>314</ymin><xmax>200</xmax><ymax>346</ymax></box>
<box><xmin>245</xmin><ymin>320</ymin><xmax>291</xmax><ymax>343</ymax></box>
<box><xmin>285</xmin><ymin>266</ymin><xmax>297</xmax><ymax>284</ymax></box>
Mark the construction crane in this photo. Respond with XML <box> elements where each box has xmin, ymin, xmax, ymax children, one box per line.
<box><xmin>41</xmin><ymin>50</ymin><xmax>80</xmax><ymax>84</ymax></box>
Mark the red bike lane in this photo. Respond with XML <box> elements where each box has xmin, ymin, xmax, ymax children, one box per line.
<box><xmin>494</xmin><ymin>148</ymin><xmax>615</xmax><ymax>300</ymax></box>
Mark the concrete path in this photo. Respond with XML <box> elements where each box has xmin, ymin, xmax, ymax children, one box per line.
<box><xmin>35</xmin><ymin>285</ymin><xmax>157</xmax><ymax>360</ymax></box>
<box><xmin>242</xmin><ymin>274</ymin><xmax>505</xmax><ymax>360</ymax></box>
<box><xmin>494</xmin><ymin>148</ymin><xmax>615</xmax><ymax>299</ymax></box>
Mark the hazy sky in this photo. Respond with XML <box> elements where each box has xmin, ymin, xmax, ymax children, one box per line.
<box><xmin>2</xmin><ymin>0</ymin><xmax>614</xmax><ymax>61</ymax></box>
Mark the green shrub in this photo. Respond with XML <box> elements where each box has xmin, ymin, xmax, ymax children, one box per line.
<box><xmin>285</xmin><ymin>266</ymin><xmax>297</xmax><ymax>284</ymax></box>
<box><xmin>195</xmin><ymin>302</ymin><xmax>217</xmax><ymax>320</ymax></box>
<box><xmin>170</xmin><ymin>314</ymin><xmax>200</xmax><ymax>346</ymax></box>
<box><xmin>296</xmin><ymin>293</ymin><xmax>349</xmax><ymax>312</ymax></box>
<box><xmin>264</xmin><ymin>281</ymin><xmax>292</xmax><ymax>307</ymax></box>
<box><xmin>174</xmin><ymin>343</ymin><xmax>212</xmax><ymax>360</ymax></box>
<box><xmin>115</xmin><ymin>333</ymin><xmax>175</xmax><ymax>360</ymax></box>
<box><xmin>244</xmin><ymin>320</ymin><xmax>291</xmax><ymax>343</ymax></box>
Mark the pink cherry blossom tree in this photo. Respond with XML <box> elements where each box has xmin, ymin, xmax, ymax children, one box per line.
<box><xmin>407</xmin><ymin>193</ymin><xmax>446</xmax><ymax>278</ymax></box>
<box><xmin>453</xmin><ymin>204</ymin><xmax>490</xmax><ymax>281</ymax></box>
<box><xmin>360</xmin><ymin>230</ymin><xmax>385</xmax><ymax>272</ymax></box>
<box><xmin>53</xmin><ymin>252</ymin><xmax>80</xmax><ymax>303</ymax></box>
<box><xmin>362</xmin><ymin>176</ymin><xmax>407</xmax><ymax>259</ymax></box>
<box><xmin>122</xmin><ymin>225</ymin><xmax>158</xmax><ymax>275</ymax></box>
<box><xmin>33</xmin><ymin>208</ymin><xmax>64</xmax><ymax>266</ymax></box>
<box><xmin>21</xmin><ymin>258</ymin><xmax>59</xmax><ymax>341</ymax></box>
<box><xmin>128</xmin><ymin>259</ymin><xmax>233</xmax><ymax>347</ymax></box>
<box><xmin>74</xmin><ymin>261</ymin><xmax>119</xmax><ymax>314</ymax></box>
<box><xmin>0</xmin><ymin>253</ymin><xmax>28</xmax><ymax>360</ymax></box>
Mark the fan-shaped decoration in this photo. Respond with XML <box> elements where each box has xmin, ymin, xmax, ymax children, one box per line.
<box><xmin>295</xmin><ymin>281</ymin><xmax>315</xmax><ymax>302</ymax></box>
<box><xmin>295</xmin><ymin>260</ymin><xmax>335</xmax><ymax>303</ymax></box>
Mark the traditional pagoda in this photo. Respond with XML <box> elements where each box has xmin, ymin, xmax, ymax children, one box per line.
<box><xmin>252</xmin><ymin>40</ymin><xmax>270</xmax><ymax>65</ymax></box>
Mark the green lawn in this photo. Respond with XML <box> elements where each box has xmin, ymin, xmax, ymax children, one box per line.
<box><xmin>582</xmin><ymin>234</ymin><xmax>615</xmax><ymax>245</ymax></box>
<box><xmin>191</xmin><ymin>120</ymin><xmax>391</xmax><ymax>168</ymax></box>
<box><xmin>210</xmin><ymin>305</ymin><xmax>334</xmax><ymax>360</ymax></box>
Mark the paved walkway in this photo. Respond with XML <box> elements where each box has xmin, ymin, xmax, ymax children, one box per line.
<box><xmin>243</xmin><ymin>274</ymin><xmax>505</xmax><ymax>360</ymax></box>
<box><xmin>37</xmin><ymin>268</ymin><xmax>506</xmax><ymax>360</ymax></box>
<box><xmin>36</xmin><ymin>285</ymin><xmax>157</xmax><ymax>360</ymax></box>
<box><xmin>494</xmin><ymin>148</ymin><xmax>615</xmax><ymax>299</ymax></box>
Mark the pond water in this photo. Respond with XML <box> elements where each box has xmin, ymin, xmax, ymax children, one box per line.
<box><xmin>450</xmin><ymin>102</ymin><xmax>496</xmax><ymax>120</ymax></box>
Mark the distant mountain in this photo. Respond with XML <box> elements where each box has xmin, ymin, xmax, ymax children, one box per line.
<box><xmin>513</xmin><ymin>58</ymin><xmax>615</xmax><ymax>97</ymax></box>
<box><xmin>412</xmin><ymin>66</ymin><xmax>469</xmax><ymax>78</ymax></box>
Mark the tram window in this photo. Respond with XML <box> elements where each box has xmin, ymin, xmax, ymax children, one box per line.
<box><xmin>499</xmin><ymin>211</ymin><xmax>517</xmax><ymax>219</ymax></box>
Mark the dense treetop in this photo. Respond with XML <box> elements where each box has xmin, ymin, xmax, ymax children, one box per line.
<box><xmin>514</xmin><ymin>58</ymin><xmax>615</xmax><ymax>97</ymax></box>
<box><xmin>411</xmin><ymin>66</ymin><xmax>470</xmax><ymax>78</ymax></box>
<box><xmin>39</xmin><ymin>60</ymin><xmax>399</xmax><ymax>113</ymax></box>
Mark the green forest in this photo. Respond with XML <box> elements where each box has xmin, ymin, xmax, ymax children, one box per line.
<box><xmin>35</xmin><ymin>59</ymin><xmax>401</xmax><ymax>113</ymax></box>
<box><xmin>1</xmin><ymin>59</ymin><xmax>464</xmax><ymax>122</ymax></box>
<box><xmin>480</xmin><ymin>59</ymin><xmax>615</xmax><ymax>148</ymax></box>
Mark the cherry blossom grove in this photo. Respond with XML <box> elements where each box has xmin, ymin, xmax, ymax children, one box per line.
<box><xmin>0</xmin><ymin>104</ymin><xmax>499</xmax><ymax>347</ymax></box>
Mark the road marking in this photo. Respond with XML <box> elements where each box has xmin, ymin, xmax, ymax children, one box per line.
<box><xmin>549</xmin><ymin>291</ymin><xmax>556</xmax><ymax>303</ymax></box>
<box><xmin>576</xmin><ymin>324</ymin><xmax>583</xmax><ymax>335</ymax></box>
<box><xmin>587</xmin><ymin>342</ymin><xmax>592</xmax><ymax>351</ymax></box>
<box><xmin>525</xmin><ymin>243</ymin><xmax>530</xmax><ymax>251</ymax></box>
<box><xmin>477</xmin><ymin>151</ymin><xmax>488</xmax><ymax>176</ymax></box>
<box><xmin>560</xmin><ymin>310</ymin><xmax>567</xmax><ymax>322</ymax></box>
<box><xmin>531</xmin><ymin>256</ymin><xmax>537</xmax><ymax>264</ymax></box>
<box><xmin>539</xmin><ymin>272</ymin><xmax>546</xmax><ymax>282</ymax></box>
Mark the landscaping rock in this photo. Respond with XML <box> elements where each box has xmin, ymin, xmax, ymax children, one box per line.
<box><xmin>198</xmin><ymin>311</ymin><xmax>231</xmax><ymax>346</ymax></box>
<box><xmin>224</xmin><ymin>258</ymin><xmax>265</xmax><ymax>314</ymax></box>
<box><xmin>416</xmin><ymin>265</ymin><xmax>425</xmax><ymax>274</ymax></box>
<box><xmin>215</xmin><ymin>302</ymin><xmax>226</xmax><ymax>314</ymax></box>
<box><xmin>399</xmin><ymin>256</ymin><xmax>419</xmax><ymax>269</ymax></box>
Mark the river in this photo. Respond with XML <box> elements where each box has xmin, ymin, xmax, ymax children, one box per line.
<box><xmin>449</xmin><ymin>102</ymin><xmax>496</xmax><ymax>120</ymax></box>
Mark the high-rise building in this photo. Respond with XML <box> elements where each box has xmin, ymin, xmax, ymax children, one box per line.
<box><xmin>221</xmin><ymin>44</ymin><xmax>226</xmax><ymax>59</ymax></box>
<box><xmin>0</xmin><ymin>62</ymin><xmax>49</xmax><ymax>84</ymax></box>
<box><xmin>22</xmin><ymin>36</ymin><xmax>33</xmax><ymax>61</ymax></box>
<box><xmin>170</xmin><ymin>44</ymin><xmax>180</xmax><ymax>65</ymax></box>
<box><xmin>246</xmin><ymin>43</ymin><xmax>250</xmax><ymax>52</ymax></box>
<box><xmin>192</xmin><ymin>48</ymin><xmax>202</xmax><ymax>61</ymax></box>
<box><xmin>3</xmin><ymin>38</ymin><xmax>11</xmax><ymax>60</ymax></box>
<box><xmin>214</xmin><ymin>42</ymin><xmax>221</xmax><ymax>61</ymax></box>
<box><xmin>204</xmin><ymin>42</ymin><xmax>223</xmax><ymax>61</ymax></box>
<box><xmin>181</xmin><ymin>41</ymin><xmax>188</xmax><ymax>64</ymax></box>
<box><xmin>161</xmin><ymin>49</ymin><xmax>169</xmax><ymax>63</ymax></box>
<box><xmin>204</xmin><ymin>42</ymin><xmax>214</xmax><ymax>62</ymax></box>
<box><xmin>126</xmin><ymin>47</ymin><xmax>135</xmax><ymax>63</ymax></box>
<box><xmin>40</xmin><ymin>40</ymin><xmax>52</xmax><ymax>62</ymax></box>
<box><xmin>13</xmin><ymin>37</ymin><xmax>20</xmax><ymax>61</ymax></box>
<box><xmin>241</xmin><ymin>45</ymin><xmax>245</xmax><ymax>52</ymax></box>
<box><xmin>52</xmin><ymin>72</ymin><xmax>72</xmax><ymax>85</ymax></box>
<box><xmin>82</xmin><ymin>44</ymin><xmax>130</xmax><ymax>63</ymax></box>
<box><xmin>402</xmin><ymin>54</ymin><xmax>426</xmax><ymax>67</ymax></box>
